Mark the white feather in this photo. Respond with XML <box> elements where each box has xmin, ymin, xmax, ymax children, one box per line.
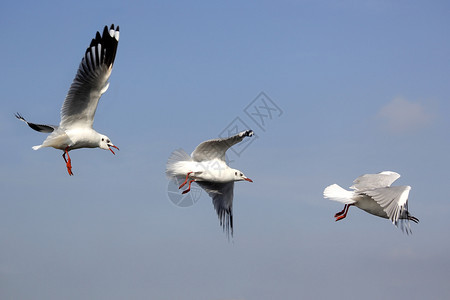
<box><xmin>100</xmin><ymin>82</ymin><xmax>110</xmax><ymax>95</ymax></box>
<box><xmin>323</xmin><ymin>184</ymin><xmax>356</xmax><ymax>204</ymax></box>
<box><xmin>166</xmin><ymin>149</ymin><xmax>193</xmax><ymax>178</ymax></box>
<box><xmin>397</xmin><ymin>186</ymin><xmax>411</xmax><ymax>207</ymax></box>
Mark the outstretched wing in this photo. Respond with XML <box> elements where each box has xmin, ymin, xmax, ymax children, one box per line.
<box><xmin>351</xmin><ymin>171</ymin><xmax>401</xmax><ymax>191</ymax></box>
<box><xmin>362</xmin><ymin>186</ymin><xmax>411</xmax><ymax>225</ymax></box>
<box><xmin>191</xmin><ymin>130</ymin><xmax>253</xmax><ymax>162</ymax></box>
<box><xmin>15</xmin><ymin>113</ymin><xmax>57</xmax><ymax>133</ymax></box>
<box><xmin>60</xmin><ymin>24</ymin><xmax>119</xmax><ymax>129</ymax></box>
<box><xmin>196</xmin><ymin>181</ymin><xmax>235</xmax><ymax>237</ymax></box>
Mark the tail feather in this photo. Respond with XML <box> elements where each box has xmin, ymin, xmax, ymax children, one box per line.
<box><xmin>323</xmin><ymin>184</ymin><xmax>356</xmax><ymax>204</ymax></box>
<box><xmin>32</xmin><ymin>145</ymin><xmax>42</xmax><ymax>150</ymax></box>
<box><xmin>166</xmin><ymin>148</ymin><xmax>193</xmax><ymax>178</ymax></box>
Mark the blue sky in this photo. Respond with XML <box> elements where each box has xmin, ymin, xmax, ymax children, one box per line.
<box><xmin>1</xmin><ymin>0</ymin><xmax>449</xmax><ymax>299</ymax></box>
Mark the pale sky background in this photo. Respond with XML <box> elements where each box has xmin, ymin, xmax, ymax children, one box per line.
<box><xmin>1</xmin><ymin>1</ymin><xmax>449</xmax><ymax>299</ymax></box>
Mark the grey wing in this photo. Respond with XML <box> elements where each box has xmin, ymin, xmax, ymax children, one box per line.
<box><xmin>15</xmin><ymin>113</ymin><xmax>57</xmax><ymax>133</ymax></box>
<box><xmin>363</xmin><ymin>186</ymin><xmax>411</xmax><ymax>225</ymax></box>
<box><xmin>191</xmin><ymin>130</ymin><xmax>253</xmax><ymax>162</ymax></box>
<box><xmin>59</xmin><ymin>25</ymin><xmax>119</xmax><ymax>129</ymax></box>
<box><xmin>196</xmin><ymin>181</ymin><xmax>235</xmax><ymax>237</ymax></box>
<box><xmin>351</xmin><ymin>171</ymin><xmax>401</xmax><ymax>191</ymax></box>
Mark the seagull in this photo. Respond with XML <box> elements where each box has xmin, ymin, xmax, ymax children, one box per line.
<box><xmin>166</xmin><ymin>130</ymin><xmax>254</xmax><ymax>237</ymax></box>
<box><xmin>323</xmin><ymin>171</ymin><xmax>419</xmax><ymax>233</ymax></box>
<box><xmin>15</xmin><ymin>24</ymin><xmax>120</xmax><ymax>175</ymax></box>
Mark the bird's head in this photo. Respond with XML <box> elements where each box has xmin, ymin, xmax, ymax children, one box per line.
<box><xmin>232</xmin><ymin>169</ymin><xmax>253</xmax><ymax>182</ymax></box>
<box><xmin>99</xmin><ymin>134</ymin><xmax>119</xmax><ymax>154</ymax></box>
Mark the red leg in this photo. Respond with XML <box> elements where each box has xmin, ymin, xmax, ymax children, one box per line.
<box><xmin>62</xmin><ymin>147</ymin><xmax>73</xmax><ymax>176</ymax></box>
<box><xmin>334</xmin><ymin>205</ymin><xmax>347</xmax><ymax>218</ymax></box>
<box><xmin>179</xmin><ymin>172</ymin><xmax>193</xmax><ymax>189</ymax></box>
<box><xmin>335</xmin><ymin>204</ymin><xmax>353</xmax><ymax>221</ymax></box>
<box><xmin>182</xmin><ymin>179</ymin><xmax>195</xmax><ymax>194</ymax></box>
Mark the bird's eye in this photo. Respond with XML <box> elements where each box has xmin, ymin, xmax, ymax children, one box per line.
<box><xmin>101</xmin><ymin>138</ymin><xmax>104</xmax><ymax>141</ymax></box>
<box><xmin>235</xmin><ymin>172</ymin><xmax>237</xmax><ymax>175</ymax></box>
<box><xmin>240</xmin><ymin>173</ymin><xmax>243</xmax><ymax>176</ymax></box>
<box><xmin>107</xmin><ymin>140</ymin><xmax>110</xmax><ymax>143</ymax></box>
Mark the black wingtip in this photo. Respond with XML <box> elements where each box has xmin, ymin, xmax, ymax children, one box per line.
<box><xmin>83</xmin><ymin>24</ymin><xmax>119</xmax><ymax>71</ymax></box>
<box><xmin>409</xmin><ymin>216</ymin><xmax>419</xmax><ymax>223</ymax></box>
<box><xmin>102</xmin><ymin>25</ymin><xmax>109</xmax><ymax>37</ymax></box>
<box><xmin>230</xmin><ymin>213</ymin><xmax>234</xmax><ymax>237</ymax></box>
<box><xmin>219</xmin><ymin>209</ymin><xmax>234</xmax><ymax>240</ymax></box>
<box><xmin>15</xmin><ymin>112</ymin><xmax>25</xmax><ymax>121</ymax></box>
<box><xmin>89</xmin><ymin>31</ymin><xmax>101</xmax><ymax>48</ymax></box>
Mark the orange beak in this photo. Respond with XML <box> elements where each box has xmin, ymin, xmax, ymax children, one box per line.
<box><xmin>244</xmin><ymin>177</ymin><xmax>253</xmax><ymax>182</ymax></box>
<box><xmin>109</xmin><ymin>145</ymin><xmax>119</xmax><ymax>155</ymax></box>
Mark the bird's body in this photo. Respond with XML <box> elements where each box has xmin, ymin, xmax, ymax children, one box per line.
<box><xmin>323</xmin><ymin>171</ymin><xmax>419</xmax><ymax>233</ymax></box>
<box><xmin>33</xmin><ymin>127</ymin><xmax>99</xmax><ymax>151</ymax></box>
<box><xmin>16</xmin><ymin>25</ymin><xmax>120</xmax><ymax>175</ymax></box>
<box><xmin>166</xmin><ymin>130</ymin><xmax>254</xmax><ymax>236</ymax></box>
<box><xmin>168</xmin><ymin>158</ymin><xmax>241</xmax><ymax>183</ymax></box>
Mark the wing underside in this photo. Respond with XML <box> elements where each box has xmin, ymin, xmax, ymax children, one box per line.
<box><xmin>196</xmin><ymin>181</ymin><xmax>235</xmax><ymax>237</ymax></box>
<box><xmin>362</xmin><ymin>186</ymin><xmax>411</xmax><ymax>225</ymax></box>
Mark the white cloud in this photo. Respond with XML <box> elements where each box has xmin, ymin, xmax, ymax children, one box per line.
<box><xmin>377</xmin><ymin>98</ymin><xmax>434</xmax><ymax>133</ymax></box>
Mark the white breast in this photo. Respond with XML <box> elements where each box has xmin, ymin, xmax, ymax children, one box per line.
<box><xmin>65</xmin><ymin>128</ymin><xmax>100</xmax><ymax>149</ymax></box>
<box><xmin>192</xmin><ymin>159</ymin><xmax>235</xmax><ymax>183</ymax></box>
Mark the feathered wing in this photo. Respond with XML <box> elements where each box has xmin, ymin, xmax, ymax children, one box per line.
<box><xmin>59</xmin><ymin>24</ymin><xmax>119</xmax><ymax>129</ymax></box>
<box><xmin>15</xmin><ymin>113</ymin><xmax>57</xmax><ymax>133</ymax></box>
<box><xmin>191</xmin><ymin>130</ymin><xmax>253</xmax><ymax>162</ymax></box>
<box><xmin>196</xmin><ymin>181</ymin><xmax>235</xmax><ymax>237</ymax></box>
<box><xmin>362</xmin><ymin>186</ymin><xmax>411</xmax><ymax>226</ymax></box>
<box><xmin>350</xmin><ymin>171</ymin><xmax>400</xmax><ymax>191</ymax></box>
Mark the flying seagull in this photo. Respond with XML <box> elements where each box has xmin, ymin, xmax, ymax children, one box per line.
<box><xmin>166</xmin><ymin>130</ymin><xmax>254</xmax><ymax>237</ymax></box>
<box><xmin>16</xmin><ymin>24</ymin><xmax>120</xmax><ymax>175</ymax></box>
<box><xmin>323</xmin><ymin>171</ymin><xmax>419</xmax><ymax>233</ymax></box>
